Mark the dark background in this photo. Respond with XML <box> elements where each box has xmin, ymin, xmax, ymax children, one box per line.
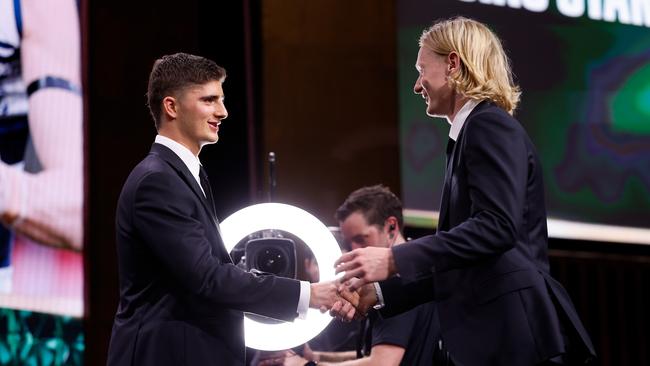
<box><xmin>84</xmin><ymin>0</ymin><xmax>649</xmax><ymax>364</ymax></box>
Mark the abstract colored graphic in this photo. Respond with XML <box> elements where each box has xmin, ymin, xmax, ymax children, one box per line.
<box><xmin>398</xmin><ymin>0</ymin><xmax>650</xmax><ymax>234</ymax></box>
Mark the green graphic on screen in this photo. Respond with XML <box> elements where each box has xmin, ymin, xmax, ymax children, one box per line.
<box><xmin>398</xmin><ymin>0</ymin><xmax>650</xmax><ymax>230</ymax></box>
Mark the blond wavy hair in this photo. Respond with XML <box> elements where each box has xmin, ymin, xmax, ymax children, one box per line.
<box><xmin>419</xmin><ymin>17</ymin><xmax>521</xmax><ymax>115</ymax></box>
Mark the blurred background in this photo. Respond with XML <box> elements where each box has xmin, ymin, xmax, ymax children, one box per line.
<box><xmin>0</xmin><ymin>0</ymin><xmax>648</xmax><ymax>365</ymax></box>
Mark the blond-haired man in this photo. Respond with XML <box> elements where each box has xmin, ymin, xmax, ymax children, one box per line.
<box><xmin>335</xmin><ymin>17</ymin><xmax>596</xmax><ymax>365</ymax></box>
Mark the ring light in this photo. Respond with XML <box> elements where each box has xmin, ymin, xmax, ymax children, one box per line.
<box><xmin>220</xmin><ymin>203</ymin><xmax>342</xmax><ymax>350</ymax></box>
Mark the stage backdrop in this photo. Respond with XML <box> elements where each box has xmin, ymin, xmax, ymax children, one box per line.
<box><xmin>0</xmin><ymin>0</ymin><xmax>84</xmax><ymax>364</ymax></box>
<box><xmin>398</xmin><ymin>0</ymin><xmax>650</xmax><ymax>244</ymax></box>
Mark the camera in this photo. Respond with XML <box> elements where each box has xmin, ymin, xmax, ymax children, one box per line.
<box><xmin>245</xmin><ymin>237</ymin><xmax>297</xmax><ymax>279</ymax></box>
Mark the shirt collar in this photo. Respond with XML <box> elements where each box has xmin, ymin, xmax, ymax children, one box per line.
<box><xmin>449</xmin><ymin>99</ymin><xmax>481</xmax><ymax>141</ymax></box>
<box><xmin>154</xmin><ymin>135</ymin><xmax>202</xmax><ymax>183</ymax></box>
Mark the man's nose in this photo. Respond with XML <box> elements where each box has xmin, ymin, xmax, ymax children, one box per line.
<box><xmin>216</xmin><ymin>105</ymin><xmax>228</xmax><ymax>120</ymax></box>
<box><xmin>413</xmin><ymin>76</ymin><xmax>423</xmax><ymax>94</ymax></box>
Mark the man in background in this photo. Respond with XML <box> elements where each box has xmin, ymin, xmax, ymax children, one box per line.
<box><xmin>285</xmin><ymin>185</ymin><xmax>439</xmax><ymax>366</ymax></box>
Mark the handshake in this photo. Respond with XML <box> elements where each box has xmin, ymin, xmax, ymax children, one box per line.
<box><xmin>307</xmin><ymin>246</ymin><xmax>397</xmax><ymax>320</ymax></box>
<box><xmin>308</xmin><ymin>279</ymin><xmax>376</xmax><ymax>321</ymax></box>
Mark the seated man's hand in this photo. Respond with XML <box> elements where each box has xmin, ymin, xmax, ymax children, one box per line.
<box><xmin>254</xmin><ymin>350</ymin><xmax>291</xmax><ymax>366</ymax></box>
<box><xmin>283</xmin><ymin>352</ymin><xmax>309</xmax><ymax>366</ymax></box>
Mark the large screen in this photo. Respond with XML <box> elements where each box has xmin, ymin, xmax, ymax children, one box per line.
<box><xmin>398</xmin><ymin>0</ymin><xmax>650</xmax><ymax>244</ymax></box>
<box><xmin>0</xmin><ymin>0</ymin><xmax>84</xmax><ymax>363</ymax></box>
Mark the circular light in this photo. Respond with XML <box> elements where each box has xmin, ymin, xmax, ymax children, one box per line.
<box><xmin>220</xmin><ymin>203</ymin><xmax>341</xmax><ymax>351</ymax></box>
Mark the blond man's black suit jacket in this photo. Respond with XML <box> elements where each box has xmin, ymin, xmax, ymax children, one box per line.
<box><xmin>380</xmin><ymin>101</ymin><xmax>596</xmax><ymax>365</ymax></box>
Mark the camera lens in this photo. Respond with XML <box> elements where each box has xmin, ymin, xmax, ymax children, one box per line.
<box><xmin>256</xmin><ymin>247</ymin><xmax>287</xmax><ymax>275</ymax></box>
<box><xmin>245</xmin><ymin>237</ymin><xmax>296</xmax><ymax>278</ymax></box>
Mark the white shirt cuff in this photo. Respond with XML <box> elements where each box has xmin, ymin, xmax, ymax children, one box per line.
<box><xmin>373</xmin><ymin>282</ymin><xmax>385</xmax><ymax>309</ymax></box>
<box><xmin>297</xmin><ymin>280</ymin><xmax>310</xmax><ymax>319</ymax></box>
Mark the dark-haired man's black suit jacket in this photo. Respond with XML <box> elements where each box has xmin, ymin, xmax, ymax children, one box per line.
<box><xmin>380</xmin><ymin>101</ymin><xmax>596</xmax><ymax>365</ymax></box>
<box><xmin>107</xmin><ymin>143</ymin><xmax>301</xmax><ymax>366</ymax></box>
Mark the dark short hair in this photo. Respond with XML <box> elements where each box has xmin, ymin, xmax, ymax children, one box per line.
<box><xmin>147</xmin><ymin>53</ymin><xmax>226</xmax><ymax>129</ymax></box>
<box><xmin>335</xmin><ymin>185</ymin><xmax>403</xmax><ymax>233</ymax></box>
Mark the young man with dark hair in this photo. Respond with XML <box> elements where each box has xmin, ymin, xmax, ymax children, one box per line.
<box><xmin>334</xmin><ymin>185</ymin><xmax>404</xmax><ymax>237</ymax></box>
<box><xmin>107</xmin><ymin>53</ymin><xmax>354</xmax><ymax>366</ymax></box>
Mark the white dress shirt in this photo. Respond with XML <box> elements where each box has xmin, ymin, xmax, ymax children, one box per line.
<box><xmin>155</xmin><ymin>135</ymin><xmax>205</xmax><ymax>196</ymax></box>
<box><xmin>449</xmin><ymin>99</ymin><xmax>481</xmax><ymax>141</ymax></box>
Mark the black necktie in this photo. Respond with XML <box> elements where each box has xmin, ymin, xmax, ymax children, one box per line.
<box><xmin>199</xmin><ymin>165</ymin><xmax>217</xmax><ymax>218</ymax></box>
<box><xmin>445</xmin><ymin>138</ymin><xmax>455</xmax><ymax>167</ymax></box>
<box><xmin>438</xmin><ymin>138</ymin><xmax>456</xmax><ymax>232</ymax></box>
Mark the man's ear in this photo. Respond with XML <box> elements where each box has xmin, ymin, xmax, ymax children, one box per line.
<box><xmin>385</xmin><ymin>216</ymin><xmax>398</xmax><ymax>238</ymax></box>
<box><xmin>162</xmin><ymin>96</ymin><xmax>178</xmax><ymax>120</ymax></box>
<box><xmin>447</xmin><ymin>51</ymin><xmax>461</xmax><ymax>75</ymax></box>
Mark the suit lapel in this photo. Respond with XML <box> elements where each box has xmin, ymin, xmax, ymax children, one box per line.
<box><xmin>150</xmin><ymin>144</ymin><xmax>216</xmax><ymax>220</ymax></box>
<box><xmin>149</xmin><ymin>144</ymin><xmax>231</xmax><ymax>263</ymax></box>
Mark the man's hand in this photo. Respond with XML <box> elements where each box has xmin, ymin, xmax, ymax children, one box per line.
<box><xmin>334</xmin><ymin>247</ymin><xmax>397</xmax><ymax>290</ymax></box>
<box><xmin>282</xmin><ymin>352</ymin><xmax>309</xmax><ymax>366</ymax></box>
<box><xmin>331</xmin><ymin>279</ymin><xmax>378</xmax><ymax>321</ymax></box>
<box><xmin>254</xmin><ymin>350</ymin><xmax>291</xmax><ymax>366</ymax></box>
<box><xmin>309</xmin><ymin>281</ymin><xmax>359</xmax><ymax>319</ymax></box>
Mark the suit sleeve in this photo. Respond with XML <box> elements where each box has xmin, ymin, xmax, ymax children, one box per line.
<box><xmin>378</xmin><ymin>276</ymin><xmax>435</xmax><ymax>318</ymax></box>
<box><xmin>394</xmin><ymin>111</ymin><xmax>528</xmax><ymax>279</ymax></box>
<box><xmin>131</xmin><ymin>171</ymin><xmax>300</xmax><ymax>321</ymax></box>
